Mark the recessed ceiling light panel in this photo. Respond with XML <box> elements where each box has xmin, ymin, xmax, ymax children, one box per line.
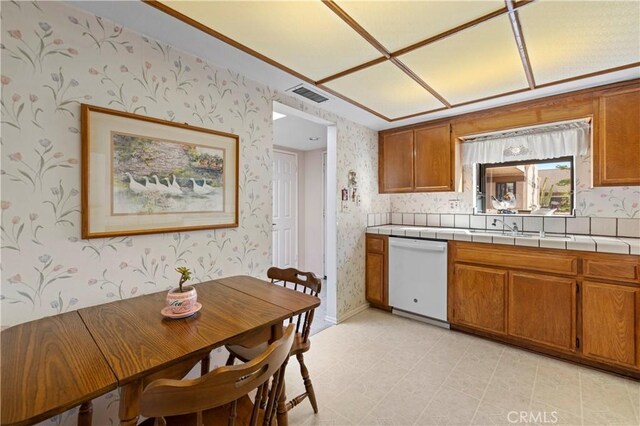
<box><xmin>399</xmin><ymin>16</ymin><xmax>528</xmax><ymax>105</ymax></box>
<box><xmin>335</xmin><ymin>0</ymin><xmax>503</xmax><ymax>52</ymax></box>
<box><xmin>324</xmin><ymin>61</ymin><xmax>446</xmax><ymax>119</ymax></box>
<box><xmin>519</xmin><ymin>1</ymin><xmax>640</xmax><ymax>85</ymax></box>
<box><xmin>161</xmin><ymin>1</ymin><xmax>382</xmax><ymax>80</ymax></box>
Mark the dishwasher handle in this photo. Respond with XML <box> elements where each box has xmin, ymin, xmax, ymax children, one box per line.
<box><xmin>389</xmin><ymin>238</ymin><xmax>446</xmax><ymax>252</ymax></box>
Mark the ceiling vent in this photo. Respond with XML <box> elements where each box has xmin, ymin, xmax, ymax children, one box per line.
<box><xmin>287</xmin><ymin>84</ymin><xmax>329</xmax><ymax>103</ymax></box>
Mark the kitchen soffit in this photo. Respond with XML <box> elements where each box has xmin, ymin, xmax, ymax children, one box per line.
<box><xmin>152</xmin><ymin>0</ymin><xmax>640</xmax><ymax>123</ymax></box>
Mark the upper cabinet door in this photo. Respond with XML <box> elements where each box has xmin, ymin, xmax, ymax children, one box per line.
<box><xmin>414</xmin><ymin>123</ymin><xmax>453</xmax><ymax>192</ymax></box>
<box><xmin>593</xmin><ymin>86</ymin><xmax>640</xmax><ymax>187</ymax></box>
<box><xmin>379</xmin><ymin>130</ymin><xmax>414</xmax><ymax>193</ymax></box>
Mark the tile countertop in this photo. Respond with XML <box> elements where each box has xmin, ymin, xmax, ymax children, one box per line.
<box><xmin>366</xmin><ymin>225</ymin><xmax>640</xmax><ymax>255</ymax></box>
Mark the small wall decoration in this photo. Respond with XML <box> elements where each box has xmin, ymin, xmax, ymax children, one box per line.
<box><xmin>341</xmin><ymin>169</ymin><xmax>360</xmax><ymax>211</ymax></box>
<box><xmin>348</xmin><ymin>170</ymin><xmax>358</xmax><ymax>188</ymax></box>
<box><xmin>348</xmin><ymin>169</ymin><xmax>360</xmax><ymax>205</ymax></box>
<box><xmin>81</xmin><ymin>104</ymin><xmax>239</xmax><ymax>238</ymax></box>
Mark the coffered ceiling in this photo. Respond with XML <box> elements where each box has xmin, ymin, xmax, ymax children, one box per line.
<box><xmin>150</xmin><ymin>0</ymin><xmax>639</xmax><ymax>124</ymax></box>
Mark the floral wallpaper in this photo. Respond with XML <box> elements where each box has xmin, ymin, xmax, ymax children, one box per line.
<box><xmin>1</xmin><ymin>2</ymin><xmax>388</xmax><ymax>424</ymax></box>
<box><xmin>573</xmin><ymin>154</ymin><xmax>640</xmax><ymax>218</ymax></box>
<box><xmin>390</xmin><ymin>165</ymin><xmax>475</xmax><ymax>214</ymax></box>
<box><xmin>1</xmin><ymin>1</ymin><xmax>276</xmax><ymax>326</ymax></box>
<box><xmin>334</xmin><ymin>122</ymin><xmax>386</xmax><ymax>315</ymax></box>
<box><xmin>391</xmin><ymin>153</ymin><xmax>640</xmax><ymax>219</ymax></box>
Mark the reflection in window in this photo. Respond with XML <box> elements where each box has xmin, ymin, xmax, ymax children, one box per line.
<box><xmin>495</xmin><ymin>182</ymin><xmax>516</xmax><ymax>200</ymax></box>
<box><xmin>476</xmin><ymin>157</ymin><xmax>574</xmax><ymax>215</ymax></box>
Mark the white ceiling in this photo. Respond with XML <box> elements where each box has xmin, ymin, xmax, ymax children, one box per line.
<box><xmin>69</xmin><ymin>1</ymin><xmax>640</xmax><ymax>131</ymax></box>
<box><xmin>273</xmin><ymin>103</ymin><xmax>328</xmax><ymax>152</ymax></box>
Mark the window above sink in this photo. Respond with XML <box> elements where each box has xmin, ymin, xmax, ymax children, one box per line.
<box><xmin>475</xmin><ymin>156</ymin><xmax>575</xmax><ymax>216</ymax></box>
<box><xmin>462</xmin><ymin>119</ymin><xmax>588</xmax><ymax>217</ymax></box>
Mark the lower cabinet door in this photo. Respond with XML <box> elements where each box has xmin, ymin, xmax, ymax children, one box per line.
<box><xmin>366</xmin><ymin>251</ymin><xmax>386</xmax><ymax>306</ymax></box>
<box><xmin>453</xmin><ymin>264</ymin><xmax>507</xmax><ymax>334</ymax></box>
<box><xmin>508</xmin><ymin>272</ymin><xmax>576</xmax><ymax>352</ymax></box>
<box><xmin>582</xmin><ymin>281</ymin><xmax>639</xmax><ymax>368</ymax></box>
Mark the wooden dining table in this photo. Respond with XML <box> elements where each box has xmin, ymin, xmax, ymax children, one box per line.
<box><xmin>0</xmin><ymin>312</ymin><xmax>117</xmax><ymax>426</ymax></box>
<box><xmin>1</xmin><ymin>275</ymin><xmax>320</xmax><ymax>426</ymax></box>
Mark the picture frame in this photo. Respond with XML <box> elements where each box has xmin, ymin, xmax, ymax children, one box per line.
<box><xmin>81</xmin><ymin>104</ymin><xmax>239</xmax><ymax>238</ymax></box>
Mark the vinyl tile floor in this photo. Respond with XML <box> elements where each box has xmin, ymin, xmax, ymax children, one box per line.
<box><xmin>283</xmin><ymin>308</ymin><xmax>640</xmax><ymax>426</ymax></box>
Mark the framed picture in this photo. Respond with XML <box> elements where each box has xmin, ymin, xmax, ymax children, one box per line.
<box><xmin>81</xmin><ymin>104</ymin><xmax>239</xmax><ymax>238</ymax></box>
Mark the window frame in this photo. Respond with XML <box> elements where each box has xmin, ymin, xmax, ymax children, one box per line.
<box><xmin>475</xmin><ymin>156</ymin><xmax>575</xmax><ymax>216</ymax></box>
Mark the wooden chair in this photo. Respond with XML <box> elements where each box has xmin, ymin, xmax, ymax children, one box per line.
<box><xmin>226</xmin><ymin>267</ymin><xmax>321</xmax><ymax>414</ymax></box>
<box><xmin>139</xmin><ymin>324</ymin><xmax>295</xmax><ymax>426</ymax></box>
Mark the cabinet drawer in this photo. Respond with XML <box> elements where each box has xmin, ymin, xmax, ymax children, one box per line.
<box><xmin>366</xmin><ymin>236</ymin><xmax>386</xmax><ymax>253</ymax></box>
<box><xmin>454</xmin><ymin>243</ymin><xmax>578</xmax><ymax>276</ymax></box>
<box><xmin>583</xmin><ymin>258</ymin><xmax>640</xmax><ymax>283</ymax></box>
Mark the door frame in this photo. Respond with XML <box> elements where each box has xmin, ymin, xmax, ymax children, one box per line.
<box><xmin>322</xmin><ymin>151</ymin><xmax>327</xmax><ymax>278</ymax></box>
<box><xmin>272</xmin><ymin>100</ymin><xmax>337</xmax><ymax>325</ymax></box>
<box><xmin>272</xmin><ymin>148</ymin><xmax>299</xmax><ymax>269</ymax></box>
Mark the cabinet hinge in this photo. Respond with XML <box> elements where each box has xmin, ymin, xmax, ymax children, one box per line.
<box><xmin>576</xmin><ymin>337</ymin><xmax>580</xmax><ymax>348</ymax></box>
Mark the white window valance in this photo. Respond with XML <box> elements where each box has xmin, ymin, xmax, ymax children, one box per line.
<box><xmin>462</xmin><ymin>120</ymin><xmax>590</xmax><ymax>166</ymax></box>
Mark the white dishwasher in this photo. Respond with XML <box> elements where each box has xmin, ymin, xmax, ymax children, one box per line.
<box><xmin>388</xmin><ymin>237</ymin><xmax>448</xmax><ymax>327</ymax></box>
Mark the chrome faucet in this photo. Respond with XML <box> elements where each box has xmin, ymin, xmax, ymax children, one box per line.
<box><xmin>492</xmin><ymin>218</ymin><xmax>519</xmax><ymax>236</ymax></box>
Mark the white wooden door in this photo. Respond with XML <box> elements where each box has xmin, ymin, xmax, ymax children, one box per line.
<box><xmin>272</xmin><ymin>151</ymin><xmax>297</xmax><ymax>268</ymax></box>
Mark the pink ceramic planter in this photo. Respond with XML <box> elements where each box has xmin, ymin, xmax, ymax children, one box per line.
<box><xmin>165</xmin><ymin>286</ymin><xmax>198</xmax><ymax>314</ymax></box>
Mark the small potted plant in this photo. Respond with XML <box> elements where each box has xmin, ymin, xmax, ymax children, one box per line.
<box><xmin>165</xmin><ymin>267</ymin><xmax>198</xmax><ymax>316</ymax></box>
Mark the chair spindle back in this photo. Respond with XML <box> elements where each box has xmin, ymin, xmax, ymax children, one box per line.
<box><xmin>266</xmin><ymin>267</ymin><xmax>321</xmax><ymax>343</ymax></box>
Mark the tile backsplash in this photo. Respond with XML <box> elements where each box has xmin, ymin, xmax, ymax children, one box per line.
<box><xmin>367</xmin><ymin>213</ymin><xmax>391</xmax><ymax>227</ymax></box>
<box><xmin>367</xmin><ymin>212</ymin><xmax>640</xmax><ymax>238</ymax></box>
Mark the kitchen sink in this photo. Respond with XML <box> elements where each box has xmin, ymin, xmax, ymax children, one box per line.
<box><xmin>468</xmin><ymin>229</ymin><xmax>511</xmax><ymax>235</ymax></box>
<box><xmin>467</xmin><ymin>229</ymin><xmax>575</xmax><ymax>240</ymax></box>
<box><xmin>537</xmin><ymin>235</ymin><xmax>575</xmax><ymax>241</ymax></box>
<box><xmin>468</xmin><ymin>229</ymin><xmax>531</xmax><ymax>237</ymax></box>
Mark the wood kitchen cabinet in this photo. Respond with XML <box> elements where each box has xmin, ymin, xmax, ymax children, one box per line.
<box><xmin>593</xmin><ymin>85</ymin><xmax>640</xmax><ymax>187</ymax></box>
<box><xmin>452</xmin><ymin>264</ymin><xmax>507</xmax><ymax>335</ymax></box>
<box><xmin>508</xmin><ymin>272</ymin><xmax>576</xmax><ymax>353</ymax></box>
<box><xmin>379</xmin><ymin>80</ymin><xmax>639</xmax><ymax>192</ymax></box>
<box><xmin>450</xmin><ymin>241</ymin><xmax>640</xmax><ymax>378</ymax></box>
<box><xmin>379</xmin><ymin>130</ymin><xmax>414</xmax><ymax>193</ymax></box>
<box><xmin>582</xmin><ymin>281</ymin><xmax>640</xmax><ymax>368</ymax></box>
<box><xmin>414</xmin><ymin>123</ymin><xmax>453</xmax><ymax>191</ymax></box>
<box><xmin>379</xmin><ymin>122</ymin><xmax>453</xmax><ymax>193</ymax></box>
<box><xmin>365</xmin><ymin>234</ymin><xmax>389</xmax><ymax>309</ymax></box>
